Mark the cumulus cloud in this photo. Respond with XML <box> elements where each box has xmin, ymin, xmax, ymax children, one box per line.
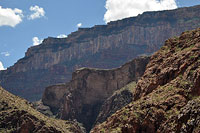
<box><xmin>32</xmin><ymin>37</ymin><xmax>43</xmax><ymax>46</ymax></box>
<box><xmin>0</xmin><ymin>6</ymin><xmax>23</xmax><ymax>27</ymax></box>
<box><xmin>1</xmin><ymin>52</ymin><xmax>10</xmax><ymax>57</ymax></box>
<box><xmin>77</xmin><ymin>23</ymin><xmax>82</xmax><ymax>28</ymax></box>
<box><xmin>0</xmin><ymin>61</ymin><xmax>5</xmax><ymax>70</ymax></box>
<box><xmin>28</xmin><ymin>5</ymin><xmax>45</xmax><ymax>20</ymax></box>
<box><xmin>57</xmin><ymin>34</ymin><xmax>67</xmax><ymax>38</ymax></box>
<box><xmin>104</xmin><ymin>0</ymin><xmax>177</xmax><ymax>23</ymax></box>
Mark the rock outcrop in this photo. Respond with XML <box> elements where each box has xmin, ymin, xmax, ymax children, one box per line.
<box><xmin>91</xmin><ymin>28</ymin><xmax>200</xmax><ymax>133</ymax></box>
<box><xmin>0</xmin><ymin>86</ymin><xmax>85</xmax><ymax>133</ymax></box>
<box><xmin>42</xmin><ymin>56</ymin><xmax>150</xmax><ymax>132</ymax></box>
<box><xmin>1</xmin><ymin>5</ymin><xmax>200</xmax><ymax>101</ymax></box>
<box><xmin>32</xmin><ymin>100</ymin><xmax>54</xmax><ymax>117</ymax></box>
<box><xmin>95</xmin><ymin>81</ymin><xmax>136</xmax><ymax>125</ymax></box>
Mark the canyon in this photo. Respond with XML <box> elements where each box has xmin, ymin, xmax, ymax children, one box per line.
<box><xmin>91</xmin><ymin>27</ymin><xmax>200</xmax><ymax>133</ymax></box>
<box><xmin>0</xmin><ymin>5</ymin><xmax>200</xmax><ymax>133</ymax></box>
<box><xmin>0</xmin><ymin>5</ymin><xmax>200</xmax><ymax>101</ymax></box>
<box><xmin>42</xmin><ymin>56</ymin><xmax>150</xmax><ymax>131</ymax></box>
<box><xmin>1</xmin><ymin>27</ymin><xmax>200</xmax><ymax>133</ymax></box>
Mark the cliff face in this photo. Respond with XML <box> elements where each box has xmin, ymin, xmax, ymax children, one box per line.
<box><xmin>95</xmin><ymin>81</ymin><xmax>136</xmax><ymax>125</ymax></box>
<box><xmin>42</xmin><ymin>56</ymin><xmax>150</xmax><ymax>132</ymax></box>
<box><xmin>0</xmin><ymin>87</ymin><xmax>85</xmax><ymax>133</ymax></box>
<box><xmin>1</xmin><ymin>5</ymin><xmax>200</xmax><ymax>101</ymax></box>
<box><xmin>91</xmin><ymin>28</ymin><xmax>200</xmax><ymax>133</ymax></box>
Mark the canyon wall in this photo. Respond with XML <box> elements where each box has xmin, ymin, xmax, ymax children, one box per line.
<box><xmin>0</xmin><ymin>5</ymin><xmax>200</xmax><ymax>101</ymax></box>
<box><xmin>91</xmin><ymin>27</ymin><xmax>200</xmax><ymax>133</ymax></box>
<box><xmin>42</xmin><ymin>56</ymin><xmax>150</xmax><ymax>132</ymax></box>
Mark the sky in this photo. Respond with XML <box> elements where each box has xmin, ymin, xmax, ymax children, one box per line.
<box><xmin>0</xmin><ymin>0</ymin><xmax>200</xmax><ymax>70</ymax></box>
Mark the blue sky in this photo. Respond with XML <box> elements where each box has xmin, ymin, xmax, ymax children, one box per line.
<box><xmin>0</xmin><ymin>0</ymin><xmax>200</xmax><ymax>69</ymax></box>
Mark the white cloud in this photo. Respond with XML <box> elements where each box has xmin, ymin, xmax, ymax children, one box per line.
<box><xmin>104</xmin><ymin>0</ymin><xmax>177</xmax><ymax>23</ymax></box>
<box><xmin>57</xmin><ymin>34</ymin><xmax>67</xmax><ymax>38</ymax></box>
<box><xmin>28</xmin><ymin>5</ymin><xmax>45</xmax><ymax>20</ymax></box>
<box><xmin>32</xmin><ymin>37</ymin><xmax>43</xmax><ymax>46</ymax></box>
<box><xmin>0</xmin><ymin>6</ymin><xmax>23</xmax><ymax>27</ymax></box>
<box><xmin>1</xmin><ymin>52</ymin><xmax>10</xmax><ymax>57</ymax></box>
<box><xmin>77</xmin><ymin>23</ymin><xmax>82</xmax><ymax>28</ymax></box>
<box><xmin>0</xmin><ymin>61</ymin><xmax>5</xmax><ymax>70</ymax></box>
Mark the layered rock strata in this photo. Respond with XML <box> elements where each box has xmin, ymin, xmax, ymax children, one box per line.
<box><xmin>42</xmin><ymin>56</ymin><xmax>150</xmax><ymax>132</ymax></box>
<box><xmin>1</xmin><ymin>5</ymin><xmax>200</xmax><ymax>101</ymax></box>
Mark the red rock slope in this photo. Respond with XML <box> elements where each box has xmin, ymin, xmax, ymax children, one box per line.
<box><xmin>91</xmin><ymin>28</ymin><xmax>200</xmax><ymax>133</ymax></box>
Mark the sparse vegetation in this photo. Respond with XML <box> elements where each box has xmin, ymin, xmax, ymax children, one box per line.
<box><xmin>0</xmin><ymin>87</ymin><xmax>85</xmax><ymax>133</ymax></box>
<box><xmin>91</xmin><ymin>28</ymin><xmax>200</xmax><ymax>133</ymax></box>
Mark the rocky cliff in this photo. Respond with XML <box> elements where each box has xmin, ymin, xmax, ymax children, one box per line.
<box><xmin>42</xmin><ymin>56</ymin><xmax>150</xmax><ymax>132</ymax></box>
<box><xmin>94</xmin><ymin>81</ymin><xmax>136</xmax><ymax>126</ymax></box>
<box><xmin>1</xmin><ymin>5</ymin><xmax>200</xmax><ymax>101</ymax></box>
<box><xmin>0</xmin><ymin>86</ymin><xmax>85</xmax><ymax>133</ymax></box>
<box><xmin>91</xmin><ymin>28</ymin><xmax>200</xmax><ymax>133</ymax></box>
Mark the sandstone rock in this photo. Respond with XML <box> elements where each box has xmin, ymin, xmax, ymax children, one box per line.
<box><xmin>95</xmin><ymin>81</ymin><xmax>136</xmax><ymax>126</ymax></box>
<box><xmin>133</xmin><ymin>28</ymin><xmax>200</xmax><ymax>100</ymax></box>
<box><xmin>91</xmin><ymin>28</ymin><xmax>200</xmax><ymax>133</ymax></box>
<box><xmin>1</xmin><ymin>5</ymin><xmax>200</xmax><ymax>101</ymax></box>
<box><xmin>42</xmin><ymin>56</ymin><xmax>150</xmax><ymax>132</ymax></box>
<box><xmin>42</xmin><ymin>84</ymin><xmax>69</xmax><ymax>114</ymax></box>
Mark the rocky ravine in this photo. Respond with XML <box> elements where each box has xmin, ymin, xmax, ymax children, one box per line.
<box><xmin>42</xmin><ymin>56</ymin><xmax>150</xmax><ymax>132</ymax></box>
<box><xmin>1</xmin><ymin>5</ymin><xmax>200</xmax><ymax>101</ymax></box>
<box><xmin>91</xmin><ymin>28</ymin><xmax>200</xmax><ymax>133</ymax></box>
<box><xmin>0</xmin><ymin>87</ymin><xmax>85</xmax><ymax>133</ymax></box>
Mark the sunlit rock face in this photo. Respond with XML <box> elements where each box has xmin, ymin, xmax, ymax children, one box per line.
<box><xmin>0</xmin><ymin>5</ymin><xmax>200</xmax><ymax>101</ymax></box>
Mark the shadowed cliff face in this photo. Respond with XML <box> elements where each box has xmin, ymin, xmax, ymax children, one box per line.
<box><xmin>91</xmin><ymin>28</ymin><xmax>200</xmax><ymax>133</ymax></box>
<box><xmin>94</xmin><ymin>81</ymin><xmax>137</xmax><ymax>126</ymax></box>
<box><xmin>1</xmin><ymin>5</ymin><xmax>200</xmax><ymax>101</ymax></box>
<box><xmin>42</xmin><ymin>56</ymin><xmax>150</xmax><ymax>132</ymax></box>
